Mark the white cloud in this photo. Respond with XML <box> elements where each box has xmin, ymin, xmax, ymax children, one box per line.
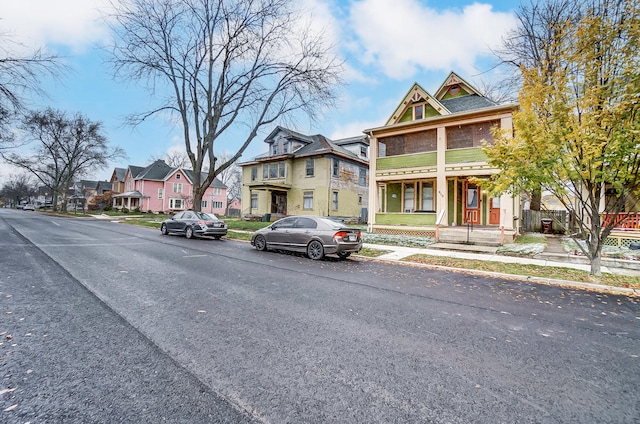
<box><xmin>347</xmin><ymin>0</ymin><xmax>517</xmax><ymax>79</ymax></box>
<box><xmin>0</xmin><ymin>0</ymin><xmax>116</xmax><ymax>53</ymax></box>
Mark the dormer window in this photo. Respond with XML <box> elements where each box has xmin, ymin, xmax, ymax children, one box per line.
<box><xmin>283</xmin><ymin>142</ymin><xmax>289</xmax><ymax>154</ymax></box>
<box><xmin>271</xmin><ymin>144</ymin><xmax>277</xmax><ymax>155</ymax></box>
<box><xmin>449</xmin><ymin>84</ymin><xmax>461</xmax><ymax>96</ymax></box>
<box><xmin>414</xmin><ymin>104</ymin><xmax>424</xmax><ymax>120</ymax></box>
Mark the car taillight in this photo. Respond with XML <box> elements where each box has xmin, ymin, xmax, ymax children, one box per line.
<box><xmin>334</xmin><ymin>231</ymin><xmax>348</xmax><ymax>240</ymax></box>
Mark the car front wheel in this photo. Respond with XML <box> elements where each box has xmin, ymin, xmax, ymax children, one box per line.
<box><xmin>254</xmin><ymin>234</ymin><xmax>267</xmax><ymax>251</ymax></box>
<box><xmin>185</xmin><ymin>226</ymin><xmax>194</xmax><ymax>239</ymax></box>
<box><xmin>161</xmin><ymin>223</ymin><xmax>168</xmax><ymax>235</ymax></box>
<box><xmin>307</xmin><ymin>240</ymin><xmax>324</xmax><ymax>260</ymax></box>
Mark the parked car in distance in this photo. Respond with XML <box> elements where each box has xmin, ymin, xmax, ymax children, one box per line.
<box><xmin>250</xmin><ymin>215</ymin><xmax>362</xmax><ymax>260</ymax></box>
<box><xmin>22</xmin><ymin>204</ymin><xmax>35</xmax><ymax>211</ymax></box>
<box><xmin>160</xmin><ymin>211</ymin><xmax>227</xmax><ymax>239</ymax></box>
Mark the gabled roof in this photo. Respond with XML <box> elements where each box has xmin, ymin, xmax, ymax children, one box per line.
<box><xmin>179</xmin><ymin>168</ymin><xmax>227</xmax><ymax>189</ymax></box>
<box><xmin>386</xmin><ymin>83</ymin><xmax>449</xmax><ymax>125</ymax></box>
<box><xmin>384</xmin><ymin>71</ymin><xmax>500</xmax><ymax>127</ymax></box>
<box><xmin>264</xmin><ymin>126</ymin><xmax>315</xmax><ymax>145</ymax></box>
<box><xmin>127</xmin><ymin>165</ymin><xmax>145</xmax><ymax>179</ymax></box>
<box><xmin>134</xmin><ymin>159</ymin><xmax>173</xmax><ymax>181</ymax></box>
<box><xmin>112</xmin><ymin>167</ymin><xmax>126</xmax><ymax>182</ymax></box>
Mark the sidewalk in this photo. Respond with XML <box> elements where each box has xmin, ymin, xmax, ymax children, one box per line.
<box><xmin>362</xmin><ymin>240</ymin><xmax>640</xmax><ymax>296</ymax></box>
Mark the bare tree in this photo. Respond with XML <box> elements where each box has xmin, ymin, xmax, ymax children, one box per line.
<box><xmin>1</xmin><ymin>108</ymin><xmax>126</xmax><ymax>211</ymax></box>
<box><xmin>215</xmin><ymin>151</ymin><xmax>242</xmax><ymax>206</ymax></box>
<box><xmin>0</xmin><ymin>172</ymin><xmax>36</xmax><ymax>207</ymax></box>
<box><xmin>108</xmin><ymin>0</ymin><xmax>342</xmax><ymax>211</ymax></box>
<box><xmin>488</xmin><ymin>0</ymin><xmax>586</xmax><ymax>210</ymax></box>
<box><xmin>148</xmin><ymin>150</ymin><xmax>191</xmax><ymax>168</ymax></box>
<box><xmin>0</xmin><ymin>31</ymin><xmax>66</xmax><ymax>149</ymax></box>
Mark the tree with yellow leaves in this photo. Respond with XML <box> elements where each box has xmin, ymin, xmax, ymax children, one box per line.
<box><xmin>484</xmin><ymin>0</ymin><xmax>640</xmax><ymax>276</ymax></box>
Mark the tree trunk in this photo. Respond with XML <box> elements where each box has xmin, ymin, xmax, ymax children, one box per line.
<box><xmin>530</xmin><ymin>188</ymin><xmax>541</xmax><ymax>211</ymax></box>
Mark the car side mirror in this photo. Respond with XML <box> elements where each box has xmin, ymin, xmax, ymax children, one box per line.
<box><xmin>270</xmin><ymin>225</ymin><xmax>277</xmax><ymax>230</ymax></box>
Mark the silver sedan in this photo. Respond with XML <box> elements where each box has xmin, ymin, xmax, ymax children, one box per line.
<box><xmin>250</xmin><ymin>215</ymin><xmax>362</xmax><ymax>260</ymax></box>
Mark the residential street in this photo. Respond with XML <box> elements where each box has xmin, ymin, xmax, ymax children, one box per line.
<box><xmin>1</xmin><ymin>209</ymin><xmax>639</xmax><ymax>423</ymax></box>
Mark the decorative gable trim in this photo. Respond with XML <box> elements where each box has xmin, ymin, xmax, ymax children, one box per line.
<box><xmin>434</xmin><ymin>71</ymin><xmax>483</xmax><ymax>100</ymax></box>
<box><xmin>386</xmin><ymin>83</ymin><xmax>450</xmax><ymax>126</ymax></box>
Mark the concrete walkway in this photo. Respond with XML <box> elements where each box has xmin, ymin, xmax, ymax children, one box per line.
<box><xmin>364</xmin><ymin>238</ymin><xmax>640</xmax><ymax>275</ymax></box>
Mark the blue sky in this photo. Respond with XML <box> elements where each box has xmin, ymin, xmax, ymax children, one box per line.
<box><xmin>0</xmin><ymin>0</ymin><xmax>519</xmax><ymax>183</ymax></box>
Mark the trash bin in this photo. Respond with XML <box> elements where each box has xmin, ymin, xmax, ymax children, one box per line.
<box><xmin>541</xmin><ymin>218</ymin><xmax>553</xmax><ymax>234</ymax></box>
<box><xmin>261</xmin><ymin>213</ymin><xmax>271</xmax><ymax>222</ymax></box>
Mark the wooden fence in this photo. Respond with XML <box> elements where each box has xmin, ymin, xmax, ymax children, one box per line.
<box><xmin>521</xmin><ymin>210</ymin><xmax>569</xmax><ymax>233</ymax></box>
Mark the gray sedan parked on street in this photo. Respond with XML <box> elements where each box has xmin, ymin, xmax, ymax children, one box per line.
<box><xmin>250</xmin><ymin>215</ymin><xmax>362</xmax><ymax>260</ymax></box>
<box><xmin>161</xmin><ymin>211</ymin><xmax>227</xmax><ymax>239</ymax></box>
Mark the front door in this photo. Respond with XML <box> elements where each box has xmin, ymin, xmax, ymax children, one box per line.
<box><xmin>489</xmin><ymin>197</ymin><xmax>501</xmax><ymax>225</ymax></box>
<box><xmin>271</xmin><ymin>191</ymin><xmax>287</xmax><ymax>215</ymax></box>
<box><xmin>464</xmin><ymin>182</ymin><xmax>481</xmax><ymax>225</ymax></box>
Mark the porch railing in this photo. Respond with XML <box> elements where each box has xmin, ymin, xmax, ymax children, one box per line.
<box><xmin>602</xmin><ymin>212</ymin><xmax>640</xmax><ymax>230</ymax></box>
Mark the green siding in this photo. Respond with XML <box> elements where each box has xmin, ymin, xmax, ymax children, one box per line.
<box><xmin>377</xmin><ymin>152</ymin><xmax>437</xmax><ymax>170</ymax></box>
<box><xmin>375</xmin><ymin>213</ymin><xmax>436</xmax><ymax>226</ymax></box>
<box><xmin>441</xmin><ymin>87</ymin><xmax>470</xmax><ymax>100</ymax></box>
<box><xmin>445</xmin><ymin>148</ymin><xmax>487</xmax><ymax>164</ymax></box>
<box><xmin>399</xmin><ymin>108</ymin><xmax>413</xmax><ymax>122</ymax></box>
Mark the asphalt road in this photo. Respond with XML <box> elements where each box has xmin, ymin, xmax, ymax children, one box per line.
<box><xmin>1</xmin><ymin>209</ymin><xmax>639</xmax><ymax>423</ymax></box>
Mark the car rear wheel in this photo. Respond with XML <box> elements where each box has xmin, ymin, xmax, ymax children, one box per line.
<box><xmin>337</xmin><ymin>252</ymin><xmax>351</xmax><ymax>260</ymax></box>
<box><xmin>185</xmin><ymin>226</ymin><xmax>194</xmax><ymax>239</ymax></box>
<box><xmin>307</xmin><ymin>240</ymin><xmax>324</xmax><ymax>260</ymax></box>
<box><xmin>161</xmin><ymin>223</ymin><xmax>168</xmax><ymax>235</ymax></box>
<box><xmin>254</xmin><ymin>234</ymin><xmax>267</xmax><ymax>251</ymax></box>
<box><xmin>213</xmin><ymin>235</ymin><xmax>222</xmax><ymax>240</ymax></box>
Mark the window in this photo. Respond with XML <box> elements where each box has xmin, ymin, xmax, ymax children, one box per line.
<box><xmin>446</xmin><ymin>121</ymin><xmax>499</xmax><ymax>150</ymax></box>
<box><xmin>332</xmin><ymin>191</ymin><xmax>338</xmax><ymax>210</ymax></box>
<box><xmin>358</xmin><ymin>195</ymin><xmax>363</xmax><ymax>205</ymax></box>
<box><xmin>214</xmin><ymin>187</ymin><xmax>222</xmax><ymax>195</ymax></box>
<box><xmin>176</xmin><ymin>173</ymin><xmax>181</xmax><ymax>179</ymax></box>
<box><xmin>360</xmin><ymin>146</ymin><xmax>367</xmax><ymax>158</ymax></box>
<box><xmin>295</xmin><ymin>217</ymin><xmax>317</xmax><ymax>229</ymax></box>
<box><xmin>283</xmin><ymin>143</ymin><xmax>289</xmax><ymax>154</ymax></box>
<box><xmin>279</xmin><ymin>162</ymin><xmax>285</xmax><ymax>178</ymax></box>
<box><xmin>212</xmin><ymin>201</ymin><xmax>223</xmax><ymax>209</ymax></box>
<box><xmin>263</xmin><ymin>162</ymin><xmax>285</xmax><ymax>179</ymax></box>
<box><xmin>404</xmin><ymin>183</ymin><xmax>414</xmax><ymax>212</ymax></box>
<box><xmin>414</xmin><ymin>104</ymin><xmax>424</xmax><ymax>120</ymax></box>
<box><xmin>306</xmin><ymin>159</ymin><xmax>314</xmax><ymax>177</ymax></box>
<box><xmin>421</xmin><ymin>182</ymin><xmax>434</xmax><ymax>211</ymax></box>
<box><xmin>201</xmin><ymin>200</ymin><xmax>208</xmax><ymax>208</ymax></box>
<box><xmin>158</xmin><ymin>188</ymin><xmax>164</xmax><ymax>199</ymax></box>
<box><xmin>251</xmin><ymin>167</ymin><xmax>258</xmax><ymax>181</ymax></box>
<box><xmin>263</xmin><ymin>164</ymin><xmax>269</xmax><ymax>179</ymax></box>
<box><xmin>173</xmin><ymin>183</ymin><xmax>183</xmax><ymax>193</ymax></box>
<box><xmin>332</xmin><ymin>159</ymin><xmax>339</xmax><ymax>177</ymax></box>
<box><xmin>169</xmin><ymin>198</ymin><xmax>184</xmax><ymax>209</ymax></box>
<box><xmin>271</xmin><ymin>144</ymin><xmax>277</xmax><ymax>155</ymax></box>
<box><xmin>303</xmin><ymin>191</ymin><xmax>314</xmax><ymax>209</ymax></box>
<box><xmin>378</xmin><ymin>129</ymin><xmax>437</xmax><ymax>157</ymax></box>
<box><xmin>359</xmin><ymin>168</ymin><xmax>366</xmax><ymax>186</ymax></box>
<box><xmin>251</xmin><ymin>193</ymin><xmax>258</xmax><ymax>209</ymax></box>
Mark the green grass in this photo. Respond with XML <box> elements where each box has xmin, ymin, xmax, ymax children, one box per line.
<box><xmin>403</xmin><ymin>254</ymin><xmax>640</xmax><ymax>289</ymax></box>
<box><xmin>356</xmin><ymin>247</ymin><xmax>393</xmax><ymax>257</ymax></box>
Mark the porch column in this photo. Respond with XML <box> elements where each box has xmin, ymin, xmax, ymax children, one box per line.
<box><xmin>436</xmin><ymin>126</ymin><xmax>448</xmax><ymax>226</ymax></box>
<box><xmin>367</xmin><ymin>133</ymin><xmax>378</xmax><ymax>232</ymax></box>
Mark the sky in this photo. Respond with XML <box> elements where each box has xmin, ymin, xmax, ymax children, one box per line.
<box><xmin>0</xmin><ymin>0</ymin><xmax>519</xmax><ymax>183</ymax></box>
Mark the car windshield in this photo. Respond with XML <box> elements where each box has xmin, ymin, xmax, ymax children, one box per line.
<box><xmin>194</xmin><ymin>211</ymin><xmax>218</xmax><ymax>221</ymax></box>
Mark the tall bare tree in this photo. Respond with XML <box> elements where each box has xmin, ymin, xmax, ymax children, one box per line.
<box><xmin>108</xmin><ymin>0</ymin><xmax>342</xmax><ymax>211</ymax></box>
<box><xmin>0</xmin><ymin>31</ymin><xmax>66</xmax><ymax>149</ymax></box>
<box><xmin>1</xmin><ymin>108</ymin><xmax>125</xmax><ymax>211</ymax></box>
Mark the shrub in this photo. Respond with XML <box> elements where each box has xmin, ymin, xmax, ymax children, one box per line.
<box><xmin>103</xmin><ymin>205</ymin><xmax>112</xmax><ymax>211</ymax></box>
<box><xmin>122</xmin><ymin>207</ymin><xmax>129</xmax><ymax>213</ymax></box>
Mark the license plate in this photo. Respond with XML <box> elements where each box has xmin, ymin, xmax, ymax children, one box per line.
<box><xmin>348</xmin><ymin>235</ymin><xmax>356</xmax><ymax>241</ymax></box>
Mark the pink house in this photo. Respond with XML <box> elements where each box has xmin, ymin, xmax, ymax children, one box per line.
<box><xmin>111</xmin><ymin>160</ymin><xmax>227</xmax><ymax>215</ymax></box>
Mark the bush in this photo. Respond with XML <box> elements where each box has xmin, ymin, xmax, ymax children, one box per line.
<box><xmin>134</xmin><ymin>207</ymin><xmax>141</xmax><ymax>213</ymax></box>
<box><xmin>103</xmin><ymin>205</ymin><xmax>112</xmax><ymax>211</ymax></box>
<box><xmin>122</xmin><ymin>207</ymin><xmax>129</xmax><ymax>213</ymax></box>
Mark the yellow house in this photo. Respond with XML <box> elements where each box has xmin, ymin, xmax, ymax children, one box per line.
<box><xmin>240</xmin><ymin>127</ymin><xmax>369</xmax><ymax>222</ymax></box>
<box><xmin>365</xmin><ymin>72</ymin><xmax>520</xmax><ymax>244</ymax></box>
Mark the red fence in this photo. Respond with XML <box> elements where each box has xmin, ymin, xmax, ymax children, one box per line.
<box><xmin>602</xmin><ymin>212</ymin><xmax>640</xmax><ymax>229</ymax></box>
